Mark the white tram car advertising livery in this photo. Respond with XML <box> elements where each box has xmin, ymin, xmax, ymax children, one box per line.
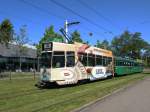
<box><xmin>39</xmin><ymin>42</ymin><xmax>114</xmax><ymax>86</ymax></box>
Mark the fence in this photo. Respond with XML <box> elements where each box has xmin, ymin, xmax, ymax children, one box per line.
<box><xmin>0</xmin><ymin>71</ymin><xmax>40</xmax><ymax>80</ymax></box>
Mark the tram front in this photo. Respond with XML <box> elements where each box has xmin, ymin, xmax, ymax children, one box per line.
<box><xmin>36</xmin><ymin>42</ymin><xmax>78</xmax><ymax>87</ymax></box>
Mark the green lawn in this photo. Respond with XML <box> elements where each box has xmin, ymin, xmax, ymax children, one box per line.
<box><xmin>0</xmin><ymin>72</ymin><xmax>39</xmax><ymax>80</ymax></box>
<box><xmin>0</xmin><ymin>73</ymin><xmax>149</xmax><ymax>112</ymax></box>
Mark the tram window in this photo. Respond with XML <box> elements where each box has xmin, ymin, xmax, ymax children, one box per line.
<box><xmin>124</xmin><ymin>61</ymin><xmax>127</xmax><ymax>66</ymax></box>
<box><xmin>40</xmin><ymin>52</ymin><xmax>52</xmax><ymax>68</ymax></box>
<box><xmin>66</xmin><ymin>52</ymin><xmax>75</xmax><ymax>67</ymax></box>
<box><xmin>119</xmin><ymin>61</ymin><xmax>121</xmax><ymax>66</ymax></box>
<box><xmin>128</xmin><ymin>62</ymin><xmax>130</xmax><ymax>66</ymax></box>
<box><xmin>118</xmin><ymin>60</ymin><xmax>121</xmax><ymax>66</ymax></box>
<box><xmin>126</xmin><ymin>62</ymin><xmax>128</xmax><ymax>66</ymax></box>
<box><xmin>88</xmin><ymin>54</ymin><xmax>95</xmax><ymax>66</ymax></box>
<box><xmin>108</xmin><ymin>57</ymin><xmax>112</xmax><ymax>65</ymax></box>
<box><xmin>131</xmin><ymin>62</ymin><xmax>133</xmax><ymax>66</ymax></box>
<box><xmin>127</xmin><ymin>62</ymin><xmax>130</xmax><ymax>66</ymax></box>
<box><xmin>78</xmin><ymin>53</ymin><xmax>87</xmax><ymax>66</ymax></box>
<box><xmin>124</xmin><ymin>61</ymin><xmax>126</xmax><ymax>66</ymax></box>
<box><xmin>116</xmin><ymin>60</ymin><xmax>119</xmax><ymax>66</ymax></box>
<box><xmin>53</xmin><ymin>51</ymin><xmax>64</xmax><ymax>55</ymax></box>
<box><xmin>133</xmin><ymin>62</ymin><xmax>135</xmax><ymax>66</ymax></box>
<box><xmin>115</xmin><ymin>60</ymin><xmax>117</xmax><ymax>66</ymax></box>
<box><xmin>140</xmin><ymin>63</ymin><xmax>143</xmax><ymax>67</ymax></box>
<box><xmin>134</xmin><ymin>62</ymin><xmax>137</xmax><ymax>66</ymax></box>
<box><xmin>96</xmin><ymin>55</ymin><xmax>102</xmax><ymax>65</ymax></box>
<box><xmin>129</xmin><ymin>62</ymin><xmax>131</xmax><ymax>66</ymax></box>
<box><xmin>119</xmin><ymin>61</ymin><xmax>123</xmax><ymax>66</ymax></box>
<box><xmin>52</xmin><ymin>51</ymin><xmax>65</xmax><ymax>68</ymax></box>
<box><xmin>125</xmin><ymin>61</ymin><xmax>127</xmax><ymax>66</ymax></box>
<box><xmin>124</xmin><ymin>61</ymin><xmax>125</xmax><ymax>65</ymax></box>
<box><xmin>117</xmin><ymin>60</ymin><xmax>119</xmax><ymax>66</ymax></box>
<box><xmin>102</xmin><ymin>56</ymin><xmax>107</xmax><ymax>66</ymax></box>
<box><xmin>126</xmin><ymin>61</ymin><xmax>127</xmax><ymax>66</ymax></box>
<box><xmin>115</xmin><ymin>59</ymin><xmax>118</xmax><ymax>66</ymax></box>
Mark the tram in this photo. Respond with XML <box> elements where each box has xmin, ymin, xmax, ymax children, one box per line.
<box><xmin>114</xmin><ymin>57</ymin><xmax>143</xmax><ymax>76</ymax></box>
<box><xmin>38</xmin><ymin>42</ymin><xmax>114</xmax><ymax>86</ymax></box>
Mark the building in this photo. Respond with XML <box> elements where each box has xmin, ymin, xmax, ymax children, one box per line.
<box><xmin>0</xmin><ymin>43</ymin><xmax>37</xmax><ymax>72</ymax></box>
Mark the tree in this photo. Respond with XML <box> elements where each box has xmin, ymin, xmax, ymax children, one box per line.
<box><xmin>36</xmin><ymin>25</ymin><xmax>63</xmax><ymax>56</ymax></box>
<box><xmin>111</xmin><ymin>31</ymin><xmax>131</xmax><ymax>56</ymax></box>
<box><xmin>129</xmin><ymin>32</ymin><xmax>148</xmax><ymax>58</ymax></box>
<box><xmin>95</xmin><ymin>39</ymin><xmax>110</xmax><ymax>50</ymax></box>
<box><xmin>143</xmin><ymin>44</ymin><xmax>150</xmax><ymax>67</ymax></box>
<box><xmin>14</xmin><ymin>25</ymin><xmax>29</xmax><ymax>71</ymax></box>
<box><xmin>0</xmin><ymin>19</ymin><xmax>13</xmax><ymax>45</ymax></box>
<box><xmin>95</xmin><ymin>40</ymin><xmax>100</xmax><ymax>47</ymax></box>
<box><xmin>85</xmin><ymin>41</ymin><xmax>89</xmax><ymax>45</ymax></box>
<box><xmin>71</xmin><ymin>30</ymin><xmax>83</xmax><ymax>43</ymax></box>
<box><xmin>111</xmin><ymin>30</ymin><xmax>148</xmax><ymax>59</ymax></box>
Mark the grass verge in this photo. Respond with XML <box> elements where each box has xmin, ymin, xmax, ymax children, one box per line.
<box><xmin>0</xmin><ymin>73</ymin><xmax>149</xmax><ymax>112</ymax></box>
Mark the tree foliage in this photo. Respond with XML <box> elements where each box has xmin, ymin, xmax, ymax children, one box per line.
<box><xmin>111</xmin><ymin>30</ymin><xmax>148</xmax><ymax>59</ymax></box>
<box><xmin>71</xmin><ymin>30</ymin><xmax>83</xmax><ymax>43</ymax></box>
<box><xmin>95</xmin><ymin>39</ymin><xmax>110</xmax><ymax>50</ymax></box>
<box><xmin>14</xmin><ymin>25</ymin><xmax>29</xmax><ymax>70</ymax></box>
<box><xmin>142</xmin><ymin>43</ymin><xmax>150</xmax><ymax>67</ymax></box>
<box><xmin>36</xmin><ymin>25</ymin><xmax>63</xmax><ymax>56</ymax></box>
<box><xmin>14</xmin><ymin>25</ymin><xmax>29</xmax><ymax>47</ymax></box>
<box><xmin>0</xmin><ymin>19</ymin><xmax>13</xmax><ymax>45</ymax></box>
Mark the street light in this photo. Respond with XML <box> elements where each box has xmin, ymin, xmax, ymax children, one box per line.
<box><xmin>64</xmin><ymin>20</ymin><xmax>80</xmax><ymax>43</ymax></box>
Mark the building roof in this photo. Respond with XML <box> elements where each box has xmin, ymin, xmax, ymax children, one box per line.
<box><xmin>0</xmin><ymin>43</ymin><xmax>37</xmax><ymax>58</ymax></box>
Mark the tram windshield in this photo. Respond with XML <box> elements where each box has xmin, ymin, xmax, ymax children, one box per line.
<box><xmin>40</xmin><ymin>52</ymin><xmax>52</xmax><ymax>68</ymax></box>
<box><xmin>41</xmin><ymin>52</ymin><xmax>65</xmax><ymax>68</ymax></box>
<box><xmin>52</xmin><ymin>51</ymin><xmax>65</xmax><ymax>68</ymax></box>
<box><xmin>40</xmin><ymin>51</ymin><xmax>75</xmax><ymax>68</ymax></box>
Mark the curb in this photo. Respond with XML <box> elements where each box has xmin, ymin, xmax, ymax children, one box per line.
<box><xmin>71</xmin><ymin>76</ymin><xmax>147</xmax><ymax>112</ymax></box>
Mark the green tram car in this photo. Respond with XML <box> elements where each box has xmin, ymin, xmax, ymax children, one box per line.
<box><xmin>114</xmin><ymin>57</ymin><xmax>144</xmax><ymax>76</ymax></box>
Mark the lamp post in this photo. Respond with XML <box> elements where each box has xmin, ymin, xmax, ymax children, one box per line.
<box><xmin>64</xmin><ymin>20</ymin><xmax>80</xmax><ymax>43</ymax></box>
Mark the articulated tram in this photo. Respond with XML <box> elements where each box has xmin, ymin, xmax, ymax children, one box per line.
<box><xmin>38</xmin><ymin>42</ymin><xmax>114</xmax><ymax>86</ymax></box>
<box><xmin>37</xmin><ymin>41</ymin><xmax>143</xmax><ymax>87</ymax></box>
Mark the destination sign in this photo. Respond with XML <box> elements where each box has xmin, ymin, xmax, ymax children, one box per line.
<box><xmin>42</xmin><ymin>42</ymin><xmax>53</xmax><ymax>51</ymax></box>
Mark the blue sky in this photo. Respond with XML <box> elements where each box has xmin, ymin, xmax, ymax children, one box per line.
<box><xmin>0</xmin><ymin>0</ymin><xmax>149</xmax><ymax>45</ymax></box>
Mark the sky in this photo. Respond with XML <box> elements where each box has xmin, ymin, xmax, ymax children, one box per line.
<box><xmin>0</xmin><ymin>0</ymin><xmax>149</xmax><ymax>45</ymax></box>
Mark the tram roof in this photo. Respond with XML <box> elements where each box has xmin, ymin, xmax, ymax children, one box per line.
<box><xmin>115</xmin><ymin>57</ymin><xmax>143</xmax><ymax>63</ymax></box>
<box><xmin>46</xmin><ymin>42</ymin><xmax>113</xmax><ymax>57</ymax></box>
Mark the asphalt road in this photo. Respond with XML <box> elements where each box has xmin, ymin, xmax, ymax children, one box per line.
<box><xmin>77</xmin><ymin>76</ymin><xmax>150</xmax><ymax>112</ymax></box>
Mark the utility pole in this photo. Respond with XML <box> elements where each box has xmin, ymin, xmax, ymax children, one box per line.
<box><xmin>62</xmin><ymin>20</ymin><xmax>80</xmax><ymax>43</ymax></box>
<box><xmin>64</xmin><ymin>20</ymin><xmax>68</xmax><ymax>43</ymax></box>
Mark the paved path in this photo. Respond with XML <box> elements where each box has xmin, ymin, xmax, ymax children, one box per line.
<box><xmin>77</xmin><ymin>77</ymin><xmax>150</xmax><ymax>112</ymax></box>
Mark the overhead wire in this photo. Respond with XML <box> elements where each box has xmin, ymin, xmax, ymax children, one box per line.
<box><xmin>78</xmin><ymin>0</ymin><xmax>121</xmax><ymax>31</ymax></box>
<box><xmin>1</xmin><ymin>0</ymin><xmax>110</xmax><ymax>42</ymax></box>
<box><xmin>50</xmin><ymin>0</ymin><xmax>114</xmax><ymax>35</ymax></box>
<box><xmin>19</xmin><ymin>0</ymin><xmax>106</xmax><ymax>37</ymax></box>
<box><xmin>19</xmin><ymin>0</ymin><xmax>66</xmax><ymax>21</ymax></box>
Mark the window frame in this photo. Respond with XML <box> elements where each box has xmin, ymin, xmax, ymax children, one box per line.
<box><xmin>95</xmin><ymin>55</ymin><xmax>103</xmax><ymax>66</ymax></box>
<box><xmin>87</xmin><ymin>53</ymin><xmax>95</xmax><ymax>67</ymax></box>
<box><xmin>52</xmin><ymin>51</ymin><xmax>65</xmax><ymax>68</ymax></box>
<box><xmin>66</xmin><ymin>51</ymin><xmax>75</xmax><ymax>67</ymax></box>
<box><xmin>78</xmin><ymin>53</ymin><xmax>88</xmax><ymax>66</ymax></box>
